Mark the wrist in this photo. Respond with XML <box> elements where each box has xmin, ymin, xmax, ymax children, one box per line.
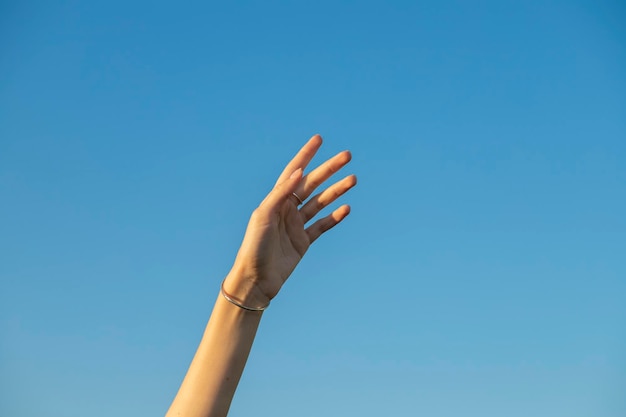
<box><xmin>222</xmin><ymin>269</ymin><xmax>271</xmax><ymax>310</ymax></box>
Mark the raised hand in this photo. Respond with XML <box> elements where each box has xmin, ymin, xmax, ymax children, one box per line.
<box><xmin>166</xmin><ymin>135</ymin><xmax>356</xmax><ymax>417</ymax></box>
<box><xmin>223</xmin><ymin>134</ymin><xmax>357</xmax><ymax>309</ymax></box>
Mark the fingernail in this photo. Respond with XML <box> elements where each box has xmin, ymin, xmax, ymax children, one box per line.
<box><xmin>290</xmin><ymin>168</ymin><xmax>302</xmax><ymax>179</ymax></box>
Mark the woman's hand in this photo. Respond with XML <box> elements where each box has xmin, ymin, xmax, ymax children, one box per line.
<box><xmin>223</xmin><ymin>134</ymin><xmax>356</xmax><ymax>309</ymax></box>
<box><xmin>166</xmin><ymin>135</ymin><xmax>355</xmax><ymax>417</ymax></box>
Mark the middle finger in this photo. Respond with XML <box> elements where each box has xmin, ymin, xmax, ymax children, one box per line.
<box><xmin>296</xmin><ymin>150</ymin><xmax>352</xmax><ymax>201</ymax></box>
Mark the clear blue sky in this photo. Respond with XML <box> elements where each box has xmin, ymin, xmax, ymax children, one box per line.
<box><xmin>1</xmin><ymin>1</ymin><xmax>625</xmax><ymax>416</ymax></box>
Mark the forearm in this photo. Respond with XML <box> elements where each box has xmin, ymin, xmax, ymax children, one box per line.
<box><xmin>166</xmin><ymin>135</ymin><xmax>355</xmax><ymax>416</ymax></box>
<box><xmin>166</xmin><ymin>274</ymin><xmax>263</xmax><ymax>417</ymax></box>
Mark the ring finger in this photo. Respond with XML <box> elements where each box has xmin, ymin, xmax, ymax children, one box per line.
<box><xmin>299</xmin><ymin>174</ymin><xmax>357</xmax><ymax>223</ymax></box>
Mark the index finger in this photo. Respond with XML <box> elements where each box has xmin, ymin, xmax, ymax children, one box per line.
<box><xmin>274</xmin><ymin>134</ymin><xmax>323</xmax><ymax>187</ymax></box>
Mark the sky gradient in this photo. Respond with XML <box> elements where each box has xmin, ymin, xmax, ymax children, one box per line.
<box><xmin>1</xmin><ymin>1</ymin><xmax>625</xmax><ymax>416</ymax></box>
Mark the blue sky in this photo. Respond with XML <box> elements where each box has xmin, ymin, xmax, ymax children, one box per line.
<box><xmin>1</xmin><ymin>1</ymin><xmax>625</xmax><ymax>416</ymax></box>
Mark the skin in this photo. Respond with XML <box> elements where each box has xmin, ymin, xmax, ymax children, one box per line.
<box><xmin>166</xmin><ymin>135</ymin><xmax>356</xmax><ymax>417</ymax></box>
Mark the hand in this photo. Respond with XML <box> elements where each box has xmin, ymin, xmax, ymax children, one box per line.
<box><xmin>223</xmin><ymin>135</ymin><xmax>357</xmax><ymax>308</ymax></box>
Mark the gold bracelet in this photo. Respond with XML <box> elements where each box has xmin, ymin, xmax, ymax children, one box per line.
<box><xmin>220</xmin><ymin>280</ymin><xmax>270</xmax><ymax>312</ymax></box>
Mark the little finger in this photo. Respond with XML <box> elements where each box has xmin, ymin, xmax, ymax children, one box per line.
<box><xmin>305</xmin><ymin>204</ymin><xmax>351</xmax><ymax>244</ymax></box>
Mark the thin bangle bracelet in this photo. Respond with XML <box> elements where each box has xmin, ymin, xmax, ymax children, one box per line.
<box><xmin>220</xmin><ymin>280</ymin><xmax>270</xmax><ymax>312</ymax></box>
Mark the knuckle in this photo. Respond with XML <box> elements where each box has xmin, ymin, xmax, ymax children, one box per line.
<box><xmin>251</xmin><ymin>207</ymin><xmax>267</xmax><ymax>220</ymax></box>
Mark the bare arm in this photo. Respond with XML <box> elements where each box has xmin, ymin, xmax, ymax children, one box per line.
<box><xmin>166</xmin><ymin>135</ymin><xmax>356</xmax><ymax>417</ymax></box>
